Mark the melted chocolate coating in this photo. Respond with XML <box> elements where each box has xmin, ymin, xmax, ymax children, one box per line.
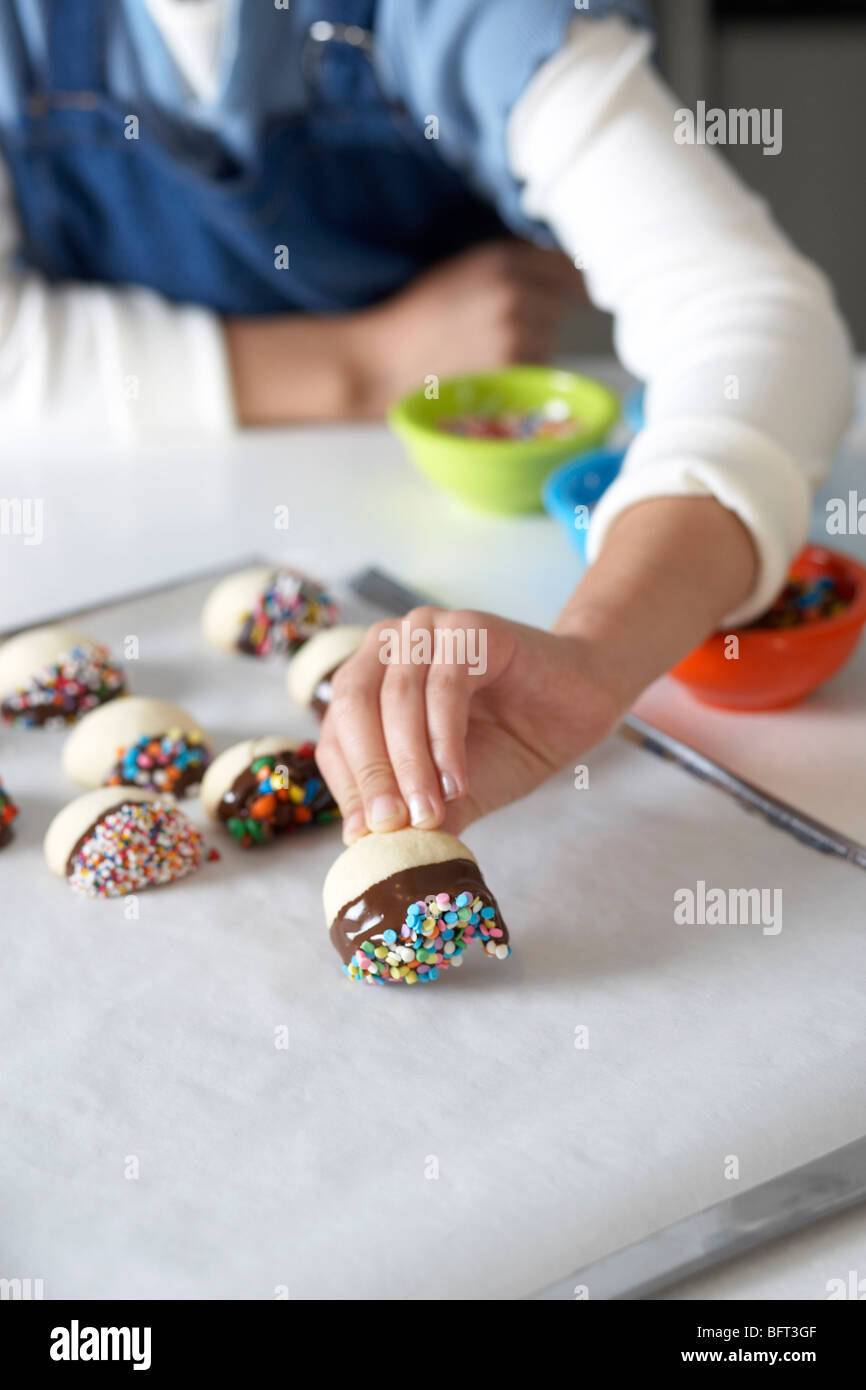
<box><xmin>1</xmin><ymin>683</ymin><xmax>124</xmax><ymax>728</ymax></box>
<box><xmin>0</xmin><ymin>823</ymin><xmax>13</xmax><ymax>850</ymax></box>
<box><xmin>217</xmin><ymin>747</ymin><xmax>336</xmax><ymax>832</ymax></box>
<box><xmin>328</xmin><ymin>858</ymin><xmax>508</xmax><ymax>966</ymax></box>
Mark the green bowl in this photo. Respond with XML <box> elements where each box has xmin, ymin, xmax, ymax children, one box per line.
<box><xmin>388</xmin><ymin>366</ymin><xmax>620</xmax><ymax>514</ymax></box>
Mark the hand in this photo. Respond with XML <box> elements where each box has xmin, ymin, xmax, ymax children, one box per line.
<box><xmin>226</xmin><ymin>240</ymin><xmax>581</xmax><ymax>424</ymax></box>
<box><xmin>315</xmin><ymin>497</ymin><xmax>759</xmax><ymax>842</ymax></box>
<box><xmin>315</xmin><ymin>608</ymin><xmax>621</xmax><ymax>842</ymax></box>
<box><xmin>357</xmin><ymin>240</ymin><xmax>584</xmax><ymax>412</ymax></box>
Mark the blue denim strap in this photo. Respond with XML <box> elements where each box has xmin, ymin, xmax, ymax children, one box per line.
<box><xmin>303</xmin><ymin>0</ymin><xmax>383</xmax><ymax>107</ymax></box>
<box><xmin>46</xmin><ymin>0</ymin><xmax>105</xmax><ymax>92</ymax></box>
<box><xmin>320</xmin><ymin>0</ymin><xmax>376</xmax><ymax>26</ymax></box>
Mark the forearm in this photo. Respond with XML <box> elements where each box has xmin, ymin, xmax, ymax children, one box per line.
<box><xmin>224</xmin><ymin>312</ymin><xmax>383</xmax><ymax>424</ymax></box>
<box><xmin>554</xmin><ymin>495</ymin><xmax>757</xmax><ymax>711</ymax></box>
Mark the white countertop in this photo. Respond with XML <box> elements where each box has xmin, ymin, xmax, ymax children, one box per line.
<box><xmin>2</xmin><ymin>356</ymin><xmax>865</xmax><ymax>1301</ymax></box>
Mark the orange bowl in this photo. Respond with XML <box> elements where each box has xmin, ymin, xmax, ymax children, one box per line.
<box><xmin>670</xmin><ymin>546</ymin><xmax>866</xmax><ymax>711</ymax></box>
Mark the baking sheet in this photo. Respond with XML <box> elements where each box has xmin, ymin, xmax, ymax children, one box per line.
<box><xmin>635</xmin><ymin>650</ymin><xmax>866</xmax><ymax>849</ymax></box>
<box><xmin>1</xmin><ymin>571</ymin><xmax>865</xmax><ymax>1300</ymax></box>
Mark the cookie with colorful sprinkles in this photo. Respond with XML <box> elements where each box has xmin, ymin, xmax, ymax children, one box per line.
<box><xmin>201</xmin><ymin>736</ymin><xmax>339</xmax><ymax>847</ymax></box>
<box><xmin>62</xmin><ymin>696</ymin><xmax>211</xmax><ymax>797</ymax></box>
<box><xmin>44</xmin><ymin>786</ymin><xmax>209</xmax><ymax>898</ymax></box>
<box><xmin>201</xmin><ymin>564</ymin><xmax>339</xmax><ymax>659</ymax></box>
<box><xmin>0</xmin><ymin>778</ymin><xmax>19</xmax><ymax>848</ymax></box>
<box><xmin>323</xmin><ymin>828</ymin><xmax>511</xmax><ymax>986</ymax></box>
<box><xmin>286</xmin><ymin>624</ymin><xmax>368</xmax><ymax>717</ymax></box>
<box><xmin>0</xmin><ymin>625</ymin><xmax>126</xmax><ymax>728</ymax></box>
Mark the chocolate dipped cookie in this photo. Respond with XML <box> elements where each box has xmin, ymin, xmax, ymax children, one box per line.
<box><xmin>44</xmin><ymin>787</ymin><xmax>206</xmax><ymax>897</ymax></box>
<box><xmin>323</xmin><ymin>828</ymin><xmax>511</xmax><ymax>985</ymax></box>
<box><xmin>201</xmin><ymin>565</ymin><xmax>339</xmax><ymax>658</ymax></box>
<box><xmin>285</xmin><ymin>624</ymin><xmax>367</xmax><ymax>717</ymax></box>
<box><xmin>62</xmin><ymin>696</ymin><xmax>211</xmax><ymax>797</ymax></box>
<box><xmin>0</xmin><ymin>625</ymin><xmax>125</xmax><ymax>728</ymax></box>
<box><xmin>200</xmin><ymin>736</ymin><xmax>338</xmax><ymax>847</ymax></box>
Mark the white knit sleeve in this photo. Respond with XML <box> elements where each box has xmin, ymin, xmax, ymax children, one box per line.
<box><xmin>508</xmin><ymin>16</ymin><xmax>854</xmax><ymax>622</ymax></box>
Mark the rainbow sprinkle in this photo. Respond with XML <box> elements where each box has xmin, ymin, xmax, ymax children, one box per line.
<box><xmin>436</xmin><ymin>402</ymin><xmax>581</xmax><ymax>441</ymax></box>
<box><xmin>344</xmin><ymin>890</ymin><xmax>510</xmax><ymax>985</ymax></box>
<box><xmin>107</xmin><ymin>728</ymin><xmax>210</xmax><ymax>797</ymax></box>
<box><xmin>67</xmin><ymin>799</ymin><xmax>205</xmax><ymax>897</ymax></box>
<box><xmin>1</xmin><ymin>643</ymin><xmax>125</xmax><ymax>728</ymax></box>
<box><xmin>0</xmin><ymin>779</ymin><xmax>18</xmax><ymax>848</ymax></box>
<box><xmin>238</xmin><ymin>570</ymin><xmax>339</xmax><ymax>657</ymax></box>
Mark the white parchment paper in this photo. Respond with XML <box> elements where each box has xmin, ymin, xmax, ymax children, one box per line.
<box><xmin>1</xmin><ymin>573</ymin><xmax>864</xmax><ymax>1300</ymax></box>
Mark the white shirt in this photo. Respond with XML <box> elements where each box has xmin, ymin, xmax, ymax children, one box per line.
<box><xmin>145</xmin><ymin>0</ymin><xmax>227</xmax><ymax>102</ymax></box>
<box><xmin>0</xmin><ymin>6</ymin><xmax>854</xmax><ymax>623</ymax></box>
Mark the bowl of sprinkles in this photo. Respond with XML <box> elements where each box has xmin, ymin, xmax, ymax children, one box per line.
<box><xmin>671</xmin><ymin>546</ymin><xmax>866</xmax><ymax>710</ymax></box>
<box><xmin>388</xmin><ymin>366</ymin><xmax>619</xmax><ymax>513</ymax></box>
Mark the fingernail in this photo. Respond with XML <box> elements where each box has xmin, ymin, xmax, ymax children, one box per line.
<box><xmin>342</xmin><ymin>811</ymin><xmax>367</xmax><ymax>844</ymax></box>
<box><xmin>369</xmin><ymin>795</ymin><xmax>403</xmax><ymax>830</ymax></box>
<box><xmin>408</xmin><ymin>793</ymin><xmax>437</xmax><ymax>828</ymax></box>
<box><xmin>440</xmin><ymin>773</ymin><xmax>461</xmax><ymax>803</ymax></box>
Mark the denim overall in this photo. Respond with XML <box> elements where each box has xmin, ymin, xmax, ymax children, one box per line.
<box><xmin>0</xmin><ymin>0</ymin><xmax>510</xmax><ymax>314</ymax></box>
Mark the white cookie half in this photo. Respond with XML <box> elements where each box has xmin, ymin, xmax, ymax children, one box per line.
<box><xmin>200</xmin><ymin>736</ymin><xmax>298</xmax><ymax>818</ymax></box>
<box><xmin>44</xmin><ymin>786</ymin><xmax>158</xmax><ymax>877</ymax></box>
<box><xmin>0</xmin><ymin>625</ymin><xmax>104</xmax><ymax>694</ymax></box>
<box><xmin>201</xmin><ymin>565</ymin><xmax>274</xmax><ymax>652</ymax></box>
<box><xmin>62</xmin><ymin>696</ymin><xmax>206</xmax><ymax>788</ymax></box>
<box><xmin>323</xmin><ymin>828</ymin><xmax>476</xmax><ymax>927</ymax></box>
<box><xmin>286</xmin><ymin>625</ymin><xmax>368</xmax><ymax>708</ymax></box>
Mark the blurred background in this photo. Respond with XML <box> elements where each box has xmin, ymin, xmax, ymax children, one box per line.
<box><xmin>566</xmin><ymin>0</ymin><xmax>866</xmax><ymax>352</ymax></box>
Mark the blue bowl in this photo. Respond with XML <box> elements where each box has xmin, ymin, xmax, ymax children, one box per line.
<box><xmin>623</xmin><ymin>384</ymin><xmax>645</xmax><ymax>433</ymax></box>
<box><xmin>542</xmin><ymin>384</ymin><xmax>645</xmax><ymax>556</ymax></box>
<box><xmin>542</xmin><ymin>447</ymin><xmax>626</xmax><ymax>561</ymax></box>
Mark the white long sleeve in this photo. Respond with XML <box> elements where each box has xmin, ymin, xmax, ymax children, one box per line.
<box><xmin>0</xmin><ymin>184</ymin><xmax>236</xmax><ymax>442</ymax></box>
<box><xmin>144</xmin><ymin>0</ymin><xmax>227</xmax><ymax>102</ymax></box>
<box><xmin>509</xmin><ymin>16</ymin><xmax>855</xmax><ymax>623</ymax></box>
<box><xmin>0</xmin><ymin>0</ymin><xmax>234</xmax><ymax>445</ymax></box>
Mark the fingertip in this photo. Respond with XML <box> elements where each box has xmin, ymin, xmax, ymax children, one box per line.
<box><xmin>439</xmin><ymin>772</ymin><xmax>463</xmax><ymax>804</ymax></box>
<box><xmin>408</xmin><ymin>792</ymin><xmax>441</xmax><ymax>830</ymax></box>
<box><xmin>342</xmin><ymin>811</ymin><xmax>368</xmax><ymax>845</ymax></box>
<box><xmin>367</xmin><ymin>794</ymin><xmax>407</xmax><ymax>833</ymax></box>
